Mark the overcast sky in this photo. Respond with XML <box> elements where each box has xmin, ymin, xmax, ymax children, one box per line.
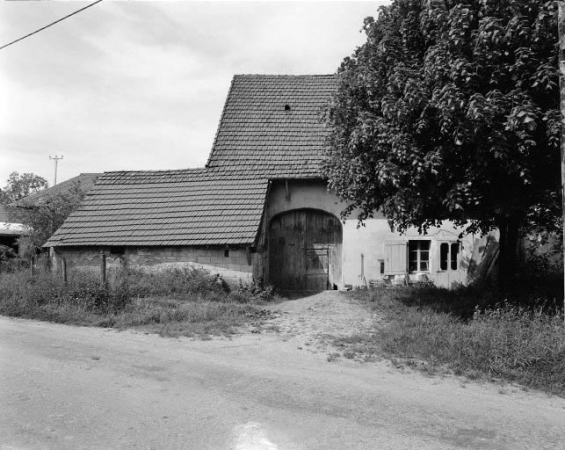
<box><xmin>0</xmin><ymin>1</ymin><xmax>387</xmax><ymax>187</ymax></box>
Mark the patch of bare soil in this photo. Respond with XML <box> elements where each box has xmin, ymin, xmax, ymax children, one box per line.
<box><xmin>255</xmin><ymin>291</ymin><xmax>379</xmax><ymax>358</ymax></box>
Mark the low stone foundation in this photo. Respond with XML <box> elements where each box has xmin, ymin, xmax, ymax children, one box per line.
<box><xmin>52</xmin><ymin>245</ymin><xmax>256</xmax><ymax>288</ymax></box>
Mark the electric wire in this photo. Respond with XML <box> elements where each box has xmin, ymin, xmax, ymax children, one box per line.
<box><xmin>0</xmin><ymin>0</ymin><xmax>103</xmax><ymax>51</ymax></box>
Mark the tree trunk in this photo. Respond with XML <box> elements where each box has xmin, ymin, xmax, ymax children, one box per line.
<box><xmin>497</xmin><ymin>220</ymin><xmax>520</xmax><ymax>290</ymax></box>
<box><xmin>559</xmin><ymin>2</ymin><xmax>565</xmax><ymax>323</ymax></box>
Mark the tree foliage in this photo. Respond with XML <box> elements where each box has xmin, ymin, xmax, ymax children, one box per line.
<box><xmin>10</xmin><ymin>181</ymin><xmax>88</xmax><ymax>251</ymax></box>
<box><xmin>0</xmin><ymin>172</ymin><xmax>48</xmax><ymax>204</ymax></box>
<box><xmin>325</xmin><ymin>0</ymin><xmax>560</xmax><ymax>237</ymax></box>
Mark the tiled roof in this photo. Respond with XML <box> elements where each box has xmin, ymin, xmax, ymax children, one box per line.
<box><xmin>44</xmin><ymin>169</ymin><xmax>268</xmax><ymax>247</ymax></box>
<box><xmin>207</xmin><ymin>74</ymin><xmax>337</xmax><ymax>178</ymax></box>
<box><xmin>47</xmin><ymin>74</ymin><xmax>336</xmax><ymax>248</ymax></box>
<box><xmin>15</xmin><ymin>173</ymin><xmax>101</xmax><ymax>207</ymax></box>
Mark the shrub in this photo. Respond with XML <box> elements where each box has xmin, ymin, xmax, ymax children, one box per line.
<box><xmin>235</xmin><ymin>278</ymin><xmax>275</xmax><ymax>303</ymax></box>
<box><xmin>0</xmin><ymin>257</ymin><xmax>29</xmax><ymax>274</ymax></box>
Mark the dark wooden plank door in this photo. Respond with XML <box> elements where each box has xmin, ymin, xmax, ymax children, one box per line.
<box><xmin>269</xmin><ymin>209</ymin><xmax>342</xmax><ymax>291</ymax></box>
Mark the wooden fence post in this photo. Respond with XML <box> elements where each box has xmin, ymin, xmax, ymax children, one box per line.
<box><xmin>559</xmin><ymin>2</ymin><xmax>565</xmax><ymax>324</ymax></box>
<box><xmin>62</xmin><ymin>257</ymin><xmax>67</xmax><ymax>284</ymax></box>
<box><xmin>100</xmin><ymin>251</ymin><xmax>107</xmax><ymax>286</ymax></box>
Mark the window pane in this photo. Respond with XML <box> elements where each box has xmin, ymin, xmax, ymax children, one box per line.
<box><xmin>451</xmin><ymin>243</ymin><xmax>459</xmax><ymax>270</ymax></box>
<box><xmin>408</xmin><ymin>240</ymin><xmax>431</xmax><ymax>272</ymax></box>
<box><xmin>420</xmin><ymin>251</ymin><xmax>429</xmax><ymax>261</ymax></box>
<box><xmin>440</xmin><ymin>243</ymin><xmax>448</xmax><ymax>270</ymax></box>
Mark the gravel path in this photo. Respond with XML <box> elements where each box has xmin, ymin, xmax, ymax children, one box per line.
<box><xmin>259</xmin><ymin>291</ymin><xmax>378</xmax><ymax>355</ymax></box>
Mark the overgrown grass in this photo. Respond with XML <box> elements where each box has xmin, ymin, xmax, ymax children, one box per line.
<box><xmin>0</xmin><ymin>268</ymin><xmax>276</xmax><ymax>337</ymax></box>
<box><xmin>338</xmin><ymin>286</ymin><xmax>565</xmax><ymax>396</ymax></box>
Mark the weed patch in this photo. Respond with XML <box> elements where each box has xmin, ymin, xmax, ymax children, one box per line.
<box><xmin>0</xmin><ymin>268</ymin><xmax>276</xmax><ymax>337</ymax></box>
<box><xmin>339</xmin><ymin>287</ymin><xmax>565</xmax><ymax>396</ymax></box>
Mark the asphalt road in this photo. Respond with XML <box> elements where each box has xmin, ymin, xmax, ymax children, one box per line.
<box><xmin>1</xmin><ymin>315</ymin><xmax>564</xmax><ymax>450</ymax></box>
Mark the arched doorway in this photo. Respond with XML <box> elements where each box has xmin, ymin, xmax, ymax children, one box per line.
<box><xmin>268</xmin><ymin>209</ymin><xmax>342</xmax><ymax>291</ymax></box>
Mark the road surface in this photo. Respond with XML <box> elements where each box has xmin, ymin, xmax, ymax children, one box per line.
<box><xmin>1</xmin><ymin>312</ymin><xmax>564</xmax><ymax>450</ymax></box>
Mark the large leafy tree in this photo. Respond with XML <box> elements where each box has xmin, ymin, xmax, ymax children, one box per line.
<box><xmin>0</xmin><ymin>172</ymin><xmax>48</xmax><ymax>204</ymax></box>
<box><xmin>10</xmin><ymin>181</ymin><xmax>88</xmax><ymax>251</ymax></box>
<box><xmin>1</xmin><ymin>173</ymin><xmax>88</xmax><ymax>252</ymax></box>
<box><xmin>324</xmin><ymin>0</ymin><xmax>560</xmax><ymax>285</ymax></box>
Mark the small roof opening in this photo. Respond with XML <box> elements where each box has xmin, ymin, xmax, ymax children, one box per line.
<box><xmin>284</xmin><ymin>104</ymin><xmax>291</xmax><ymax>111</ymax></box>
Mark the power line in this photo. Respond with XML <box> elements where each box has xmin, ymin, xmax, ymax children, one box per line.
<box><xmin>0</xmin><ymin>0</ymin><xmax>103</xmax><ymax>51</ymax></box>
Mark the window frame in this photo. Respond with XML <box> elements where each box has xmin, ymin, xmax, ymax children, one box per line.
<box><xmin>408</xmin><ymin>240</ymin><xmax>430</xmax><ymax>273</ymax></box>
<box><xmin>439</xmin><ymin>241</ymin><xmax>460</xmax><ymax>272</ymax></box>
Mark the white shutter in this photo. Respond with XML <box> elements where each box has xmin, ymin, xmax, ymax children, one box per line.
<box><xmin>385</xmin><ymin>241</ymin><xmax>408</xmax><ymax>275</ymax></box>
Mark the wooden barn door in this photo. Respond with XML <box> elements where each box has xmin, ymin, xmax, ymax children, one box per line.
<box><xmin>269</xmin><ymin>209</ymin><xmax>342</xmax><ymax>291</ymax></box>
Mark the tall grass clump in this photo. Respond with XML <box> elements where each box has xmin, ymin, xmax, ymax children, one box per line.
<box><xmin>117</xmin><ymin>267</ymin><xmax>228</xmax><ymax>300</ymax></box>
<box><xmin>466</xmin><ymin>302</ymin><xmax>565</xmax><ymax>390</ymax></box>
<box><xmin>0</xmin><ymin>269</ymin><xmax>125</xmax><ymax>319</ymax></box>
<box><xmin>347</xmin><ymin>286</ymin><xmax>565</xmax><ymax>396</ymax></box>
<box><xmin>0</xmin><ymin>267</ymin><xmax>276</xmax><ymax>336</ymax></box>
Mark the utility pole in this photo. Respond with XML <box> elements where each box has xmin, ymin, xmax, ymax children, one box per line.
<box><xmin>559</xmin><ymin>2</ymin><xmax>565</xmax><ymax>323</ymax></box>
<box><xmin>49</xmin><ymin>155</ymin><xmax>63</xmax><ymax>185</ymax></box>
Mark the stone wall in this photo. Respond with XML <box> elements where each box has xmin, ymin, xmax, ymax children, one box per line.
<box><xmin>52</xmin><ymin>245</ymin><xmax>255</xmax><ymax>287</ymax></box>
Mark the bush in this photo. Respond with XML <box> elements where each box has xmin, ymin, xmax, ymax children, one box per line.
<box><xmin>234</xmin><ymin>278</ymin><xmax>275</xmax><ymax>303</ymax></box>
<box><xmin>0</xmin><ymin>257</ymin><xmax>29</xmax><ymax>274</ymax></box>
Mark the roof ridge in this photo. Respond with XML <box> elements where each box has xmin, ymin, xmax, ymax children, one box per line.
<box><xmin>233</xmin><ymin>74</ymin><xmax>336</xmax><ymax>78</ymax></box>
<box><xmin>101</xmin><ymin>168</ymin><xmax>206</xmax><ymax>176</ymax></box>
<box><xmin>14</xmin><ymin>173</ymin><xmax>102</xmax><ymax>207</ymax></box>
<box><xmin>96</xmin><ymin>167</ymin><xmax>272</xmax><ymax>184</ymax></box>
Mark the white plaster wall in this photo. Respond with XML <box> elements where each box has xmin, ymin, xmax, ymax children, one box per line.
<box><xmin>341</xmin><ymin>220</ymin><xmax>479</xmax><ymax>288</ymax></box>
<box><xmin>266</xmin><ymin>180</ymin><xmax>349</xmax><ymax>219</ymax></box>
<box><xmin>265</xmin><ymin>180</ymin><xmax>489</xmax><ymax>289</ymax></box>
<box><xmin>342</xmin><ymin>219</ymin><xmax>391</xmax><ymax>287</ymax></box>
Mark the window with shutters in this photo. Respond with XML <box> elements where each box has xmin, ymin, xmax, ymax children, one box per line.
<box><xmin>408</xmin><ymin>240</ymin><xmax>430</xmax><ymax>273</ymax></box>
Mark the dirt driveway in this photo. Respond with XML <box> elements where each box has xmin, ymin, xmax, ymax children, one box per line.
<box><xmin>256</xmin><ymin>291</ymin><xmax>377</xmax><ymax>356</ymax></box>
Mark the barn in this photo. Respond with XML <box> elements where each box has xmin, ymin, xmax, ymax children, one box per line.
<box><xmin>45</xmin><ymin>75</ymin><xmax>495</xmax><ymax>290</ymax></box>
